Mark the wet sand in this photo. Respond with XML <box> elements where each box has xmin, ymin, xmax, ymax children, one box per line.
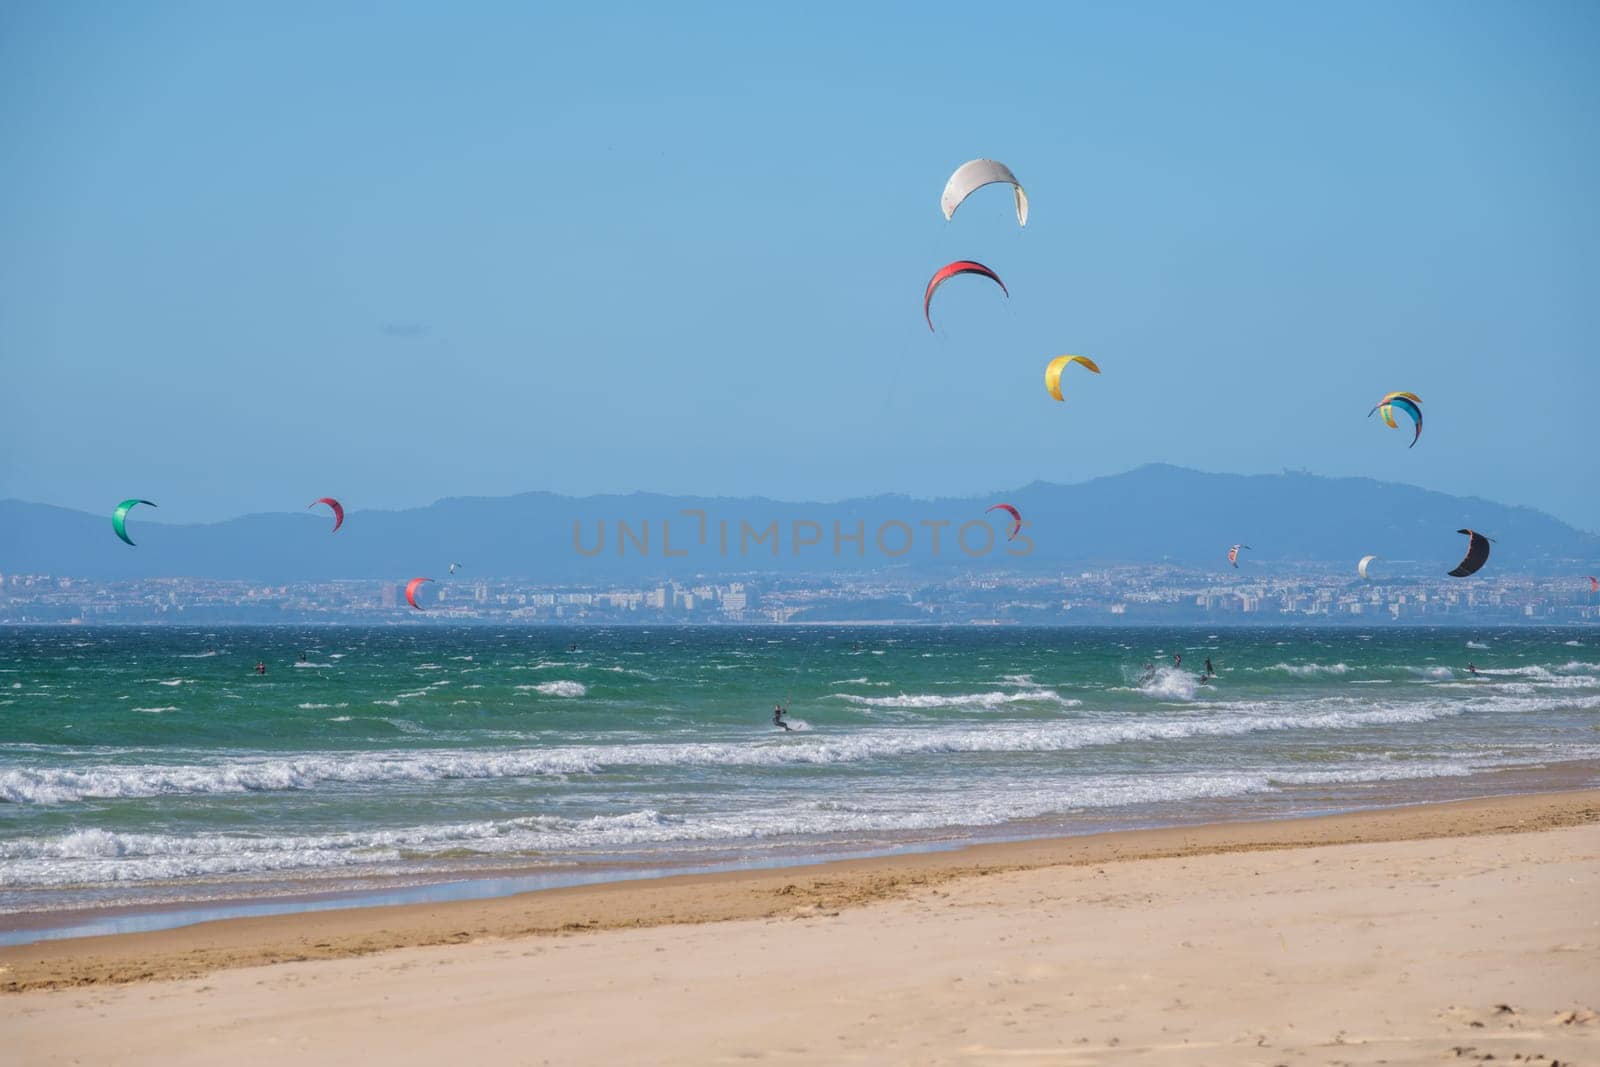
<box><xmin>5</xmin><ymin>790</ymin><xmax>1599</xmax><ymax>1064</ymax></box>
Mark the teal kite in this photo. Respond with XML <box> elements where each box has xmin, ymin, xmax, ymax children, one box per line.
<box><xmin>112</xmin><ymin>499</ymin><xmax>157</xmax><ymax>546</ymax></box>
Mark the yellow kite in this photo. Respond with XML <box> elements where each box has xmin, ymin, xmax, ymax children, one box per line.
<box><xmin>1044</xmin><ymin>355</ymin><xmax>1101</xmax><ymax>402</ymax></box>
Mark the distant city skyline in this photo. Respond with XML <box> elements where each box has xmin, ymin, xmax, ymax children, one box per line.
<box><xmin>3</xmin><ymin>3</ymin><xmax>1596</xmax><ymax>529</ymax></box>
<box><xmin>4</xmin><ymin>567</ymin><xmax>1593</xmax><ymax>627</ymax></box>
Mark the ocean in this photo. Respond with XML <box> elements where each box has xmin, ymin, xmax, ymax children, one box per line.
<box><xmin>2</xmin><ymin>625</ymin><xmax>1597</xmax><ymax>941</ymax></box>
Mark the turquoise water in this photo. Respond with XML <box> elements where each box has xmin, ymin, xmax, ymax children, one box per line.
<box><xmin>2</xmin><ymin>626</ymin><xmax>1597</xmax><ymax>925</ymax></box>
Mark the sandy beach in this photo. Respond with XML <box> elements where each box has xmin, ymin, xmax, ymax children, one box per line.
<box><xmin>4</xmin><ymin>789</ymin><xmax>1597</xmax><ymax>1064</ymax></box>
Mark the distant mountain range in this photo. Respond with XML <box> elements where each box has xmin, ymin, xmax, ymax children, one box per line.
<box><xmin>2</xmin><ymin>465</ymin><xmax>1595</xmax><ymax>581</ymax></box>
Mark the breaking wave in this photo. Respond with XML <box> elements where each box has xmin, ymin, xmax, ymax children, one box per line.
<box><xmin>10</xmin><ymin>690</ymin><xmax>1578</xmax><ymax>806</ymax></box>
<box><xmin>0</xmin><ymin>759</ymin><xmax>1496</xmax><ymax>888</ymax></box>
<box><xmin>516</xmin><ymin>681</ymin><xmax>587</xmax><ymax>698</ymax></box>
<box><xmin>1262</xmin><ymin>663</ymin><xmax>1351</xmax><ymax>677</ymax></box>
<box><xmin>831</xmin><ymin>689</ymin><xmax>1080</xmax><ymax>711</ymax></box>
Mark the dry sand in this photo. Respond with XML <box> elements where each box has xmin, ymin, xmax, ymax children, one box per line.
<box><xmin>5</xmin><ymin>790</ymin><xmax>1598</xmax><ymax>1064</ymax></box>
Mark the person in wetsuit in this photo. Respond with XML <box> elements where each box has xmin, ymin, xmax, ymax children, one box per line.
<box><xmin>1204</xmin><ymin>658</ymin><xmax>1215</xmax><ymax>678</ymax></box>
<box><xmin>773</xmin><ymin>704</ymin><xmax>792</xmax><ymax>731</ymax></box>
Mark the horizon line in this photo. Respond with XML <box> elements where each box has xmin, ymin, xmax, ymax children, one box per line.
<box><xmin>8</xmin><ymin>463</ymin><xmax>1582</xmax><ymax>532</ymax></box>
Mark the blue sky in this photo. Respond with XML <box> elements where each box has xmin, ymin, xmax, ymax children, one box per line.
<box><xmin>2</xmin><ymin>1</ymin><xmax>1596</xmax><ymax>529</ymax></box>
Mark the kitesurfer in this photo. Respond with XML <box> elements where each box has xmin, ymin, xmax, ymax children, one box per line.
<box><xmin>298</xmin><ymin>652</ymin><xmax>308</xmax><ymax>663</ymax></box>
<box><xmin>1140</xmin><ymin>663</ymin><xmax>1155</xmax><ymax>683</ymax></box>
<box><xmin>1467</xmin><ymin>663</ymin><xmax>1479</xmax><ymax>676</ymax></box>
<box><xmin>255</xmin><ymin>661</ymin><xmax>266</xmax><ymax>676</ymax></box>
<box><xmin>1173</xmin><ymin>654</ymin><xmax>1183</xmax><ymax>669</ymax></box>
<box><xmin>1204</xmin><ymin>658</ymin><xmax>1215</xmax><ymax>678</ymax></box>
<box><xmin>773</xmin><ymin>704</ymin><xmax>792</xmax><ymax>732</ymax></box>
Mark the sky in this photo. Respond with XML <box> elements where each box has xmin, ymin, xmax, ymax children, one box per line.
<box><xmin>2</xmin><ymin>1</ymin><xmax>1596</xmax><ymax>530</ymax></box>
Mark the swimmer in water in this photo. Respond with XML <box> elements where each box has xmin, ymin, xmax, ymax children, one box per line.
<box><xmin>255</xmin><ymin>661</ymin><xmax>266</xmax><ymax>675</ymax></box>
<box><xmin>1173</xmin><ymin>653</ymin><xmax>1183</xmax><ymax>669</ymax></box>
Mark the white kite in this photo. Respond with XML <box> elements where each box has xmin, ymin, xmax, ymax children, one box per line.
<box><xmin>940</xmin><ymin>159</ymin><xmax>1028</xmax><ymax>226</ymax></box>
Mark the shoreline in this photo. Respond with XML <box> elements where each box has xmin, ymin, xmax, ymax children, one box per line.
<box><xmin>5</xmin><ymin>785</ymin><xmax>1595</xmax><ymax>994</ymax></box>
<box><xmin>7</xmin><ymin>757</ymin><xmax>1596</xmax><ymax>947</ymax></box>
